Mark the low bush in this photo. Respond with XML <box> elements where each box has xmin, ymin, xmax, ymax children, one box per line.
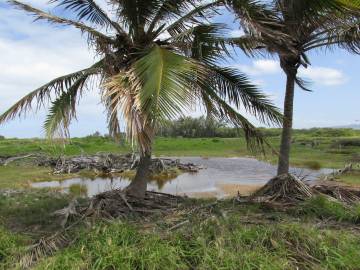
<box><xmin>303</xmin><ymin>161</ymin><xmax>322</xmax><ymax>170</ymax></box>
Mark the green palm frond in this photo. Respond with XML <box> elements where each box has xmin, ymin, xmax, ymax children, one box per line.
<box><xmin>0</xmin><ymin>64</ymin><xmax>101</xmax><ymax>125</ymax></box>
<box><xmin>208</xmin><ymin>66</ymin><xmax>283</xmax><ymax>126</ymax></box>
<box><xmin>227</xmin><ymin>35</ymin><xmax>268</xmax><ymax>57</ymax></box>
<box><xmin>49</xmin><ymin>0</ymin><xmax>119</xmax><ymax>29</ymax></box>
<box><xmin>305</xmin><ymin>20</ymin><xmax>360</xmax><ymax>53</ymax></box>
<box><xmin>44</xmin><ymin>75</ymin><xmax>90</xmax><ymax>138</ymax></box>
<box><xmin>9</xmin><ymin>1</ymin><xmax>114</xmax><ymax>46</ymax></box>
<box><xmin>165</xmin><ymin>0</ymin><xmax>222</xmax><ymax>38</ymax></box>
<box><xmin>199</xmin><ymin>83</ymin><xmax>265</xmax><ymax>151</ymax></box>
<box><xmin>114</xmin><ymin>0</ymin><xmax>162</xmax><ymax>39</ymax></box>
<box><xmin>133</xmin><ymin>45</ymin><xmax>199</xmax><ymax>123</ymax></box>
<box><xmin>147</xmin><ymin>0</ymin><xmax>198</xmax><ymax>34</ymax></box>
<box><xmin>168</xmin><ymin>23</ymin><xmax>231</xmax><ymax>63</ymax></box>
<box><xmin>190</xmin><ymin>23</ymin><xmax>231</xmax><ymax>63</ymax></box>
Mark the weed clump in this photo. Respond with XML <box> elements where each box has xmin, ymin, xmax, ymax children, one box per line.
<box><xmin>294</xmin><ymin>195</ymin><xmax>360</xmax><ymax>223</ymax></box>
<box><xmin>69</xmin><ymin>184</ymin><xmax>87</xmax><ymax>197</ymax></box>
<box><xmin>303</xmin><ymin>160</ymin><xmax>322</xmax><ymax>170</ymax></box>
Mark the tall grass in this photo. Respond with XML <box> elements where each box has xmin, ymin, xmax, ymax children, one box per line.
<box><xmin>31</xmin><ymin>219</ymin><xmax>360</xmax><ymax>270</ymax></box>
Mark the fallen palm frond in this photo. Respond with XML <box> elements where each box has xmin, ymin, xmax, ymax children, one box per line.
<box><xmin>19</xmin><ymin>232</ymin><xmax>72</xmax><ymax>269</ymax></box>
<box><xmin>313</xmin><ymin>185</ymin><xmax>360</xmax><ymax>205</ymax></box>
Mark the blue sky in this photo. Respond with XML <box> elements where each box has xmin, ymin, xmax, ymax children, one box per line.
<box><xmin>0</xmin><ymin>1</ymin><xmax>359</xmax><ymax>138</ymax></box>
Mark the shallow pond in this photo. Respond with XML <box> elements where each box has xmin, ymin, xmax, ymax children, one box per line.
<box><xmin>32</xmin><ymin>157</ymin><xmax>332</xmax><ymax>198</ymax></box>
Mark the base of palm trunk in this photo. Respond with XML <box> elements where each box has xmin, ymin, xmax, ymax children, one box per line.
<box><xmin>125</xmin><ymin>177</ymin><xmax>147</xmax><ymax>198</ymax></box>
<box><xmin>251</xmin><ymin>174</ymin><xmax>313</xmax><ymax>202</ymax></box>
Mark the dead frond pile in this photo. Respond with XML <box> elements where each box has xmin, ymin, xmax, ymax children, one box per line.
<box><xmin>251</xmin><ymin>174</ymin><xmax>313</xmax><ymax>202</ymax></box>
<box><xmin>313</xmin><ymin>185</ymin><xmax>360</xmax><ymax>204</ymax></box>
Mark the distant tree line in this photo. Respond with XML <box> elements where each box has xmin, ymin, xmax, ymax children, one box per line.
<box><xmin>156</xmin><ymin>116</ymin><xmax>241</xmax><ymax>138</ymax></box>
<box><xmin>86</xmin><ymin>119</ymin><xmax>360</xmax><ymax>139</ymax></box>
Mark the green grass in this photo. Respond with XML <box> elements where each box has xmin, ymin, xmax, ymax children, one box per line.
<box><xmin>68</xmin><ymin>184</ymin><xmax>88</xmax><ymax>197</ymax></box>
<box><xmin>294</xmin><ymin>195</ymin><xmax>360</xmax><ymax>222</ymax></box>
<box><xmin>337</xmin><ymin>171</ymin><xmax>360</xmax><ymax>185</ymax></box>
<box><xmin>0</xmin><ymin>164</ymin><xmax>83</xmax><ymax>189</ymax></box>
<box><xmin>0</xmin><ymin>190</ymin><xmax>71</xmax><ymax>234</ymax></box>
<box><xmin>1</xmin><ymin>190</ymin><xmax>360</xmax><ymax>269</ymax></box>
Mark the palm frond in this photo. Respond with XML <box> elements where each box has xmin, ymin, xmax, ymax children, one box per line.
<box><xmin>208</xmin><ymin>66</ymin><xmax>283</xmax><ymax>126</ymax></box>
<box><xmin>9</xmin><ymin>1</ymin><xmax>114</xmax><ymax>47</ymax></box>
<box><xmin>0</xmin><ymin>63</ymin><xmax>101</xmax><ymax>125</ymax></box>
<box><xmin>132</xmin><ymin>46</ymin><xmax>198</xmax><ymax>123</ymax></box>
<box><xmin>147</xmin><ymin>0</ymin><xmax>198</xmax><ymax>34</ymax></box>
<box><xmin>103</xmin><ymin>93</ymin><xmax>122</xmax><ymax>142</ymax></box>
<box><xmin>169</xmin><ymin>23</ymin><xmax>231</xmax><ymax>64</ymax></box>
<box><xmin>227</xmin><ymin>35</ymin><xmax>268</xmax><ymax>57</ymax></box>
<box><xmin>49</xmin><ymin>0</ymin><xmax>124</xmax><ymax>33</ymax></box>
<box><xmin>165</xmin><ymin>0</ymin><xmax>222</xmax><ymax>38</ymax></box>
<box><xmin>44</xmin><ymin>74</ymin><xmax>90</xmax><ymax>138</ymax></box>
<box><xmin>200</xmin><ymin>84</ymin><xmax>266</xmax><ymax>151</ymax></box>
<box><xmin>113</xmin><ymin>0</ymin><xmax>162</xmax><ymax>39</ymax></box>
<box><xmin>104</xmin><ymin>71</ymin><xmax>153</xmax><ymax>154</ymax></box>
<box><xmin>305</xmin><ymin>20</ymin><xmax>360</xmax><ymax>53</ymax></box>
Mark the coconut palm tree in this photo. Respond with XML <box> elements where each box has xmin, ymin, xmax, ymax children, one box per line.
<box><xmin>227</xmin><ymin>0</ymin><xmax>360</xmax><ymax>177</ymax></box>
<box><xmin>0</xmin><ymin>0</ymin><xmax>282</xmax><ymax>198</ymax></box>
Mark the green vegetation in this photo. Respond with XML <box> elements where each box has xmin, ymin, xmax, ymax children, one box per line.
<box><xmin>295</xmin><ymin>195</ymin><xmax>360</xmax><ymax>222</ymax></box>
<box><xmin>337</xmin><ymin>171</ymin><xmax>360</xmax><ymax>186</ymax></box>
<box><xmin>69</xmin><ymin>184</ymin><xmax>88</xmax><ymax>197</ymax></box>
<box><xmin>1</xmin><ymin>190</ymin><xmax>360</xmax><ymax>269</ymax></box>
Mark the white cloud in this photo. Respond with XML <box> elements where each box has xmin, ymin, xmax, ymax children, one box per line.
<box><xmin>236</xmin><ymin>59</ymin><xmax>347</xmax><ymax>86</ymax></box>
<box><xmin>235</xmin><ymin>60</ymin><xmax>281</xmax><ymax>76</ymax></box>
<box><xmin>0</xmin><ymin>3</ymin><xmax>108</xmax><ymax>137</ymax></box>
<box><xmin>299</xmin><ymin>66</ymin><xmax>347</xmax><ymax>86</ymax></box>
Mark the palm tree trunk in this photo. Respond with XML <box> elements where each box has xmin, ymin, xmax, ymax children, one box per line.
<box><xmin>277</xmin><ymin>69</ymin><xmax>296</xmax><ymax>175</ymax></box>
<box><xmin>126</xmin><ymin>151</ymin><xmax>152</xmax><ymax>198</ymax></box>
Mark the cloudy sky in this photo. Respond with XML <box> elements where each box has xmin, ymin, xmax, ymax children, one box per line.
<box><xmin>0</xmin><ymin>1</ymin><xmax>359</xmax><ymax>138</ymax></box>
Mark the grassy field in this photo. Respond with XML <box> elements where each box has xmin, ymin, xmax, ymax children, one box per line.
<box><xmin>1</xmin><ymin>130</ymin><xmax>360</xmax><ymax>269</ymax></box>
<box><xmin>1</xmin><ymin>190</ymin><xmax>360</xmax><ymax>269</ymax></box>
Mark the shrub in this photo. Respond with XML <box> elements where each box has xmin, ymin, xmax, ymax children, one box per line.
<box><xmin>303</xmin><ymin>161</ymin><xmax>322</xmax><ymax>170</ymax></box>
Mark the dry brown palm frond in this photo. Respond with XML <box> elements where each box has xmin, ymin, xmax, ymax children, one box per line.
<box><xmin>103</xmin><ymin>71</ymin><xmax>154</xmax><ymax>154</ymax></box>
<box><xmin>19</xmin><ymin>232</ymin><xmax>71</xmax><ymax>269</ymax></box>
<box><xmin>251</xmin><ymin>174</ymin><xmax>314</xmax><ymax>202</ymax></box>
<box><xmin>313</xmin><ymin>185</ymin><xmax>360</xmax><ymax>204</ymax></box>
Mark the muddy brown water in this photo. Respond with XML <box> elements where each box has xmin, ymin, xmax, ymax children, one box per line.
<box><xmin>32</xmin><ymin>157</ymin><xmax>333</xmax><ymax>198</ymax></box>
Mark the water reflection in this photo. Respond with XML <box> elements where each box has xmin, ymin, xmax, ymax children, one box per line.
<box><xmin>32</xmin><ymin>157</ymin><xmax>332</xmax><ymax>198</ymax></box>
